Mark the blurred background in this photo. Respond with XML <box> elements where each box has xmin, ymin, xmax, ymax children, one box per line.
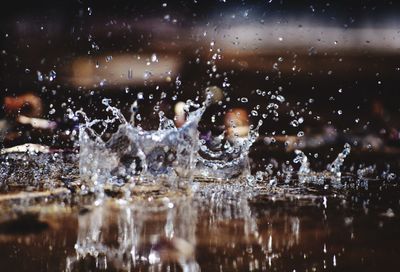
<box><xmin>1</xmin><ymin>0</ymin><xmax>400</xmax><ymax>160</ymax></box>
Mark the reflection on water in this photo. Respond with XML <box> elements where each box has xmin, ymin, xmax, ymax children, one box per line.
<box><xmin>67</xmin><ymin>196</ymin><xmax>199</xmax><ymax>271</ymax></box>
<box><xmin>0</xmin><ymin>151</ymin><xmax>400</xmax><ymax>271</ymax></box>
<box><xmin>65</xmin><ymin>182</ymin><xmax>305</xmax><ymax>271</ymax></box>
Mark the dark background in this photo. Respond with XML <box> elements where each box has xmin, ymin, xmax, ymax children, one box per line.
<box><xmin>1</xmin><ymin>0</ymin><xmax>400</xmax><ymax>148</ymax></box>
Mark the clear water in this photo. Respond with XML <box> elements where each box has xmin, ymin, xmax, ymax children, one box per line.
<box><xmin>75</xmin><ymin>96</ymin><xmax>264</xmax><ymax>197</ymax></box>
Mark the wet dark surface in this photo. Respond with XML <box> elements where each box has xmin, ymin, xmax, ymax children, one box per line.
<box><xmin>0</xmin><ymin>151</ymin><xmax>399</xmax><ymax>271</ymax></box>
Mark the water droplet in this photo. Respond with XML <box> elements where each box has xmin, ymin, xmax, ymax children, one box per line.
<box><xmin>276</xmin><ymin>95</ymin><xmax>285</xmax><ymax>103</ymax></box>
<box><xmin>144</xmin><ymin>71</ymin><xmax>152</xmax><ymax>79</ymax></box>
<box><xmin>49</xmin><ymin>70</ymin><xmax>56</xmax><ymax>81</ymax></box>
<box><xmin>37</xmin><ymin>71</ymin><xmax>43</xmax><ymax>81</ymax></box>
<box><xmin>151</xmin><ymin>53</ymin><xmax>158</xmax><ymax>62</ymax></box>
<box><xmin>175</xmin><ymin>76</ymin><xmax>181</xmax><ymax>87</ymax></box>
<box><xmin>387</xmin><ymin>173</ymin><xmax>397</xmax><ymax>181</ymax></box>
<box><xmin>290</xmin><ymin>120</ymin><xmax>299</xmax><ymax>127</ymax></box>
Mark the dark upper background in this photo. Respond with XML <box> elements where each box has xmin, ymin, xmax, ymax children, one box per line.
<box><xmin>1</xmin><ymin>0</ymin><xmax>400</xmax><ymax>148</ymax></box>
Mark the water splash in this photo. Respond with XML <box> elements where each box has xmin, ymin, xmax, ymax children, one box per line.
<box><xmin>196</xmin><ymin>120</ymin><xmax>263</xmax><ymax>180</ymax></box>
<box><xmin>294</xmin><ymin>143</ymin><xmax>351</xmax><ymax>188</ymax></box>
<box><xmin>74</xmin><ymin>93</ymin><xmax>263</xmax><ymax>195</ymax></box>
<box><xmin>78</xmin><ymin>100</ymin><xmax>205</xmax><ymax>195</ymax></box>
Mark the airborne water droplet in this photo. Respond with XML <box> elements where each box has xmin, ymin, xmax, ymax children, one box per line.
<box><xmin>151</xmin><ymin>53</ymin><xmax>158</xmax><ymax>62</ymax></box>
<box><xmin>37</xmin><ymin>71</ymin><xmax>43</xmax><ymax>81</ymax></box>
<box><xmin>290</xmin><ymin>120</ymin><xmax>299</xmax><ymax>127</ymax></box>
<box><xmin>49</xmin><ymin>70</ymin><xmax>56</xmax><ymax>81</ymax></box>
<box><xmin>276</xmin><ymin>95</ymin><xmax>285</xmax><ymax>103</ymax></box>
